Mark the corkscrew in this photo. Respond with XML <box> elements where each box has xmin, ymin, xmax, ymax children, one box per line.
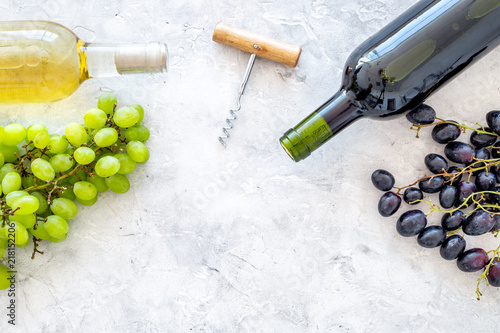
<box><xmin>212</xmin><ymin>22</ymin><xmax>302</xmax><ymax>147</ymax></box>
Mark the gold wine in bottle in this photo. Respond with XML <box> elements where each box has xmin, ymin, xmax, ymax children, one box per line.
<box><xmin>0</xmin><ymin>21</ymin><xmax>167</xmax><ymax>104</ymax></box>
<box><xmin>280</xmin><ymin>0</ymin><xmax>500</xmax><ymax>162</ymax></box>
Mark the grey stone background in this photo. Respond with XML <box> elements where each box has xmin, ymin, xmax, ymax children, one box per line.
<box><xmin>1</xmin><ymin>0</ymin><xmax>500</xmax><ymax>332</ymax></box>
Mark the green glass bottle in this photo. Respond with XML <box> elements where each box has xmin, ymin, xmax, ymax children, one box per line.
<box><xmin>280</xmin><ymin>0</ymin><xmax>500</xmax><ymax>162</ymax></box>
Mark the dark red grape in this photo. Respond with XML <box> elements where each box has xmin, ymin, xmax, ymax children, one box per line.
<box><xmin>457</xmin><ymin>181</ymin><xmax>477</xmax><ymax>205</ymax></box>
<box><xmin>439</xmin><ymin>185</ymin><xmax>458</xmax><ymax>209</ymax></box>
<box><xmin>441</xmin><ymin>211</ymin><xmax>464</xmax><ymax>231</ymax></box>
<box><xmin>378</xmin><ymin>192</ymin><xmax>401</xmax><ymax>217</ymax></box>
<box><xmin>403</xmin><ymin>187</ymin><xmax>423</xmax><ymax>205</ymax></box>
<box><xmin>470</xmin><ymin>128</ymin><xmax>497</xmax><ymax>148</ymax></box>
<box><xmin>475</xmin><ymin>171</ymin><xmax>496</xmax><ymax>191</ymax></box>
<box><xmin>486</xmin><ymin>110</ymin><xmax>500</xmax><ymax>135</ymax></box>
<box><xmin>444</xmin><ymin>141</ymin><xmax>475</xmax><ymax>164</ymax></box>
<box><xmin>424</xmin><ymin>153</ymin><xmax>449</xmax><ymax>174</ymax></box>
<box><xmin>396</xmin><ymin>210</ymin><xmax>427</xmax><ymax>237</ymax></box>
<box><xmin>457</xmin><ymin>248</ymin><xmax>489</xmax><ymax>272</ymax></box>
<box><xmin>462</xmin><ymin>210</ymin><xmax>494</xmax><ymax>236</ymax></box>
<box><xmin>417</xmin><ymin>226</ymin><xmax>446</xmax><ymax>248</ymax></box>
<box><xmin>406</xmin><ymin>104</ymin><xmax>436</xmax><ymax>125</ymax></box>
<box><xmin>486</xmin><ymin>257</ymin><xmax>500</xmax><ymax>287</ymax></box>
<box><xmin>371</xmin><ymin>169</ymin><xmax>395</xmax><ymax>191</ymax></box>
<box><xmin>418</xmin><ymin>175</ymin><xmax>445</xmax><ymax>193</ymax></box>
<box><xmin>440</xmin><ymin>235</ymin><xmax>466</xmax><ymax>260</ymax></box>
<box><xmin>432</xmin><ymin>122</ymin><xmax>461</xmax><ymax>144</ymax></box>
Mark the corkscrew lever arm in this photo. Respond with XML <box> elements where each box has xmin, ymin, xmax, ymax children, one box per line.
<box><xmin>212</xmin><ymin>22</ymin><xmax>302</xmax><ymax>147</ymax></box>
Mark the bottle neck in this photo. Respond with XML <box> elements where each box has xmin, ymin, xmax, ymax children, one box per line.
<box><xmin>280</xmin><ymin>90</ymin><xmax>362</xmax><ymax>162</ymax></box>
<box><xmin>79</xmin><ymin>41</ymin><xmax>168</xmax><ymax>79</ymax></box>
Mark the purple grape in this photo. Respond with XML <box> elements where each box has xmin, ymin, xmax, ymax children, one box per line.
<box><xmin>418</xmin><ymin>175</ymin><xmax>445</xmax><ymax>193</ymax></box>
<box><xmin>457</xmin><ymin>248</ymin><xmax>489</xmax><ymax>272</ymax></box>
<box><xmin>486</xmin><ymin>110</ymin><xmax>500</xmax><ymax>135</ymax></box>
<box><xmin>440</xmin><ymin>235</ymin><xmax>466</xmax><ymax>260</ymax></box>
<box><xmin>492</xmin><ymin>215</ymin><xmax>500</xmax><ymax>232</ymax></box>
<box><xmin>417</xmin><ymin>226</ymin><xmax>446</xmax><ymax>248</ymax></box>
<box><xmin>403</xmin><ymin>187</ymin><xmax>423</xmax><ymax>205</ymax></box>
<box><xmin>406</xmin><ymin>104</ymin><xmax>436</xmax><ymax>125</ymax></box>
<box><xmin>432</xmin><ymin>121</ymin><xmax>461</xmax><ymax>144</ymax></box>
<box><xmin>444</xmin><ymin>141</ymin><xmax>475</xmax><ymax>164</ymax></box>
<box><xmin>462</xmin><ymin>210</ymin><xmax>494</xmax><ymax>236</ymax></box>
<box><xmin>378</xmin><ymin>192</ymin><xmax>402</xmax><ymax>217</ymax></box>
<box><xmin>424</xmin><ymin>153</ymin><xmax>449</xmax><ymax>174</ymax></box>
<box><xmin>439</xmin><ymin>185</ymin><xmax>458</xmax><ymax>209</ymax></box>
<box><xmin>471</xmin><ymin>148</ymin><xmax>490</xmax><ymax>176</ymax></box>
<box><xmin>441</xmin><ymin>211</ymin><xmax>464</xmax><ymax>231</ymax></box>
<box><xmin>371</xmin><ymin>169</ymin><xmax>395</xmax><ymax>191</ymax></box>
<box><xmin>487</xmin><ymin>186</ymin><xmax>500</xmax><ymax>206</ymax></box>
<box><xmin>492</xmin><ymin>142</ymin><xmax>500</xmax><ymax>159</ymax></box>
<box><xmin>486</xmin><ymin>257</ymin><xmax>500</xmax><ymax>287</ymax></box>
<box><xmin>396</xmin><ymin>210</ymin><xmax>427</xmax><ymax>237</ymax></box>
<box><xmin>475</xmin><ymin>171</ymin><xmax>496</xmax><ymax>191</ymax></box>
<box><xmin>457</xmin><ymin>181</ymin><xmax>477</xmax><ymax>206</ymax></box>
<box><xmin>470</xmin><ymin>128</ymin><xmax>497</xmax><ymax>148</ymax></box>
<box><xmin>444</xmin><ymin>166</ymin><xmax>462</xmax><ymax>187</ymax></box>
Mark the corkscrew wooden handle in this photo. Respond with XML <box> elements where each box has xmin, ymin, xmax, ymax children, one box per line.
<box><xmin>212</xmin><ymin>22</ymin><xmax>302</xmax><ymax>68</ymax></box>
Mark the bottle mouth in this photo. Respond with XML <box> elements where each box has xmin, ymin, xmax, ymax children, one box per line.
<box><xmin>279</xmin><ymin>129</ymin><xmax>311</xmax><ymax>162</ymax></box>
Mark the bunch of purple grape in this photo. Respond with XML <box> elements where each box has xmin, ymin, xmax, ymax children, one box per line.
<box><xmin>373</xmin><ymin>104</ymin><xmax>500</xmax><ymax>298</ymax></box>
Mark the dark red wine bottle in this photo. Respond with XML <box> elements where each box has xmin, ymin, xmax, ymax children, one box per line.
<box><xmin>280</xmin><ymin>0</ymin><xmax>500</xmax><ymax>162</ymax></box>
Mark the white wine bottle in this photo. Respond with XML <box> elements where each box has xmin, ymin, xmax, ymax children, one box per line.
<box><xmin>280</xmin><ymin>0</ymin><xmax>500</xmax><ymax>162</ymax></box>
<box><xmin>0</xmin><ymin>21</ymin><xmax>167</xmax><ymax>103</ymax></box>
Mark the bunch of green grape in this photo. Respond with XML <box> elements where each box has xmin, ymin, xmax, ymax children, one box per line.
<box><xmin>0</xmin><ymin>93</ymin><xmax>150</xmax><ymax>290</ymax></box>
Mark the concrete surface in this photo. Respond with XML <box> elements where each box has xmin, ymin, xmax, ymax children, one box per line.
<box><xmin>1</xmin><ymin>0</ymin><xmax>500</xmax><ymax>332</ymax></box>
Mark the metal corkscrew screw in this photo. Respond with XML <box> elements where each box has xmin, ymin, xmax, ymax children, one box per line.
<box><xmin>212</xmin><ymin>22</ymin><xmax>302</xmax><ymax>148</ymax></box>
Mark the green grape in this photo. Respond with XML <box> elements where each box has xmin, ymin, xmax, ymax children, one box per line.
<box><xmin>0</xmin><ymin>266</ymin><xmax>13</xmax><ymax>290</ymax></box>
<box><xmin>95</xmin><ymin>156</ymin><xmax>120</xmax><ymax>178</ymax></box>
<box><xmin>94</xmin><ymin>127</ymin><xmax>118</xmax><ymax>148</ymax></box>
<box><xmin>0</xmin><ymin>126</ymin><xmax>5</xmax><ymax>144</ymax></box>
<box><xmin>105</xmin><ymin>174</ymin><xmax>130</xmax><ymax>193</ymax></box>
<box><xmin>44</xmin><ymin>215</ymin><xmax>68</xmax><ymax>239</ymax></box>
<box><xmin>28</xmin><ymin>221</ymin><xmax>50</xmax><ymax>240</ymax></box>
<box><xmin>0</xmin><ymin>224</ymin><xmax>6</xmax><ymax>240</ymax></box>
<box><xmin>2</xmin><ymin>172</ymin><xmax>21</xmax><ymax>194</ymax></box>
<box><xmin>113</xmin><ymin>107</ymin><xmax>139</xmax><ymax>128</ymax></box>
<box><xmin>126</xmin><ymin>141</ymin><xmax>149</xmax><ymax>163</ymax></box>
<box><xmin>50</xmin><ymin>154</ymin><xmax>74</xmax><ymax>172</ymax></box>
<box><xmin>10</xmin><ymin>213</ymin><xmax>36</xmax><ymax>229</ymax></box>
<box><xmin>87</xmin><ymin>174</ymin><xmax>108</xmax><ymax>193</ymax></box>
<box><xmin>76</xmin><ymin>195</ymin><xmax>97</xmax><ymax>206</ymax></box>
<box><xmin>48</xmin><ymin>135</ymin><xmax>68</xmax><ymax>154</ymax></box>
<box><xmin>124</xmin><ymin>125</ymin><xmax>150</xmax><ymax>142</ymax></box>
<box><xmin>67</xmin><ymin>169</ymin><xmax>87</xmax><ymax>185</ymax></box>
<box><xmin>0</xmin><ymin>247</ymin><xmax>4</xmax><ymax>259</ymax></box>
<box><xmin>84</xmin><ymin>108</ymin><xmax>108</xmax><ymax>129</ymax></box>
<box><xmin>33</xmin><ymin>131</ymin><xmax>50</xmax><ymax>149</ymax></box>
<box><xmin>48</xmin><ymin>234</ymin><xmax>67</xmax><ymax>243</ymax></box>
<box><xmin>0</xmin><ymin>144</ymin><xmax>20</xmax><ymax>163</ymax></box>
<box><xmin>30</xmin><ymin>191</ymin><xmax>48</xmax><ymax>214</ymax></box>
<box><xmin>5</xmin><ymin>190</ymin><xmax>28</xmax><ymax>207</ymax></box>
<box><xmin>31</xmin><ymin>158</ymin><xmax>55</xmax><ymax>182</ymax></box>
<box><xmin>12</xmin><ymin>195</ymin><xmax>39</xmax><ymax>215</ymax></box>
<box><xmin>129</xmin><ymin>104</ymin><xmax>145</xmax><ymax>124</ymax></box>
<box><xmin>21</xmin><ymin>175</ymin><xmax>35</xmax><ymax>188</ymax></box>
<box><xmin>26</xmin><ymin>124</ymin><xmax>48</xmax><ymax>142</ymax></box>
<box><xmin>16</xmin><ymin>237</ymin><xmax>31</xmax><ymax>248</ymax></box>
<box><xmin>3</xmin><ymin>123</ymin><xmax>26</xmax><ymax>146</ymax></box>
<box><xmin>97</xmin><ymin>92</ymin><xmax>117</xmax><ymax>115</ymax></box>
<box><xmin>5</xmin><ymin>221</ymin><xmax>29</xmax><ymax>246</ymax></box>
<box><xmin>0</xmin><ymin>164</ymin><xmax>15</xmax><ymax>182</ymax></box>
<box><xmin>57</xmin><ymin>185</ymin><xmax>76</xmax><ymax>201</ymax></box>
<box><xmin>0</xmin><ymin>151</ymin><xmax>6</xmax><ymax>169</ymax></box>
<box><xmin>65</xmin><ymin>123</ymin><xmax>88</xmax><ymax>147</ymax></box>
<box><xmin>114</xmin><ymin>153</ymin><xmax>136</xmax><ymax>174</ymax></box>
<box><xmin>74</xmin><ymin>147</ymin><xmax>95</xmax><ymax>165</ymax></box>
<box><xmin>73</xmin><ymin>181</ymin><xmax>97</xmax><ymax>201</ymax></box>
<box><xmin>50</xmin><ymin>198</ymin><xmax>77</xmax><ymax>220</ymax></box>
